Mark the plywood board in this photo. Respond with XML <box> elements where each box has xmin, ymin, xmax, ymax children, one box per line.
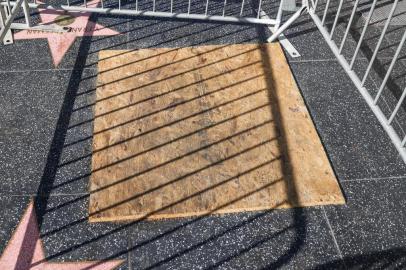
<box><xmin>89</xmin><ymin>43</ymin><xmax>345</xmax><ymax>222</ymax></box>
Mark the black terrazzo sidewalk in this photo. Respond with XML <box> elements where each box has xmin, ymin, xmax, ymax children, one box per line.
<box><xmin>0</xmin><ymin>1</ymin><xmax>406</xmax><ymax>269</ymax></box>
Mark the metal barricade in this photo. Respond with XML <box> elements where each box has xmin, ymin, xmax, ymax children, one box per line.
<box><xmin>0</xmin><ymin>0</ymin><xmax>405</xmax><ymax>163</ymax></box>
<box><xmin>307</xmin><ymin>0</ymin><xmax>406</xmax><ymax>163</ymax></box>
<box><xmin>0</xmin><ymin>0</ymin><xmax>304</xmax><ymax>55</ymax></box>
<box><xmin>0</xmin><ymin>0</ymin><xmax>31</xmax><ymax>44</ymax></box>
<box><xmin>0</xmin><ymin>0</ymin><xmax>69</xmax><ymax>43</ymax></box>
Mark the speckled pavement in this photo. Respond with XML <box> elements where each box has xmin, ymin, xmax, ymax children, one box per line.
<box><xmin>1</xmin><ymin>1</ymin><xmax>406</xmax><ymax>269</ymax></box>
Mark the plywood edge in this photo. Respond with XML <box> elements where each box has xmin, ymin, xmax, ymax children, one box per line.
<box><xmin>88</xmin><ymin>198</ymin><xmax>345</xmax><ymax>223</ymax></box>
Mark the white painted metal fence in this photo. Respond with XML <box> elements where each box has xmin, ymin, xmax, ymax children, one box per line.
<box><xmin>307</xmin><ymin>0</ymin><xmax>406</xmax><ymax>163</ymax></box>
<box><xmin>0</xmin><ymin>0</ymin><xmax>405</xmax><ymax>163</ymax></box>
<box><xmin>0</xmin><ymin>0</ymin><xmax>303</xmax><ymax>54</ymax></box>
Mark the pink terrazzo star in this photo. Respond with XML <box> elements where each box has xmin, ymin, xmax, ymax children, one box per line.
<box><xmin>14</xmin><ymin>0</ymin><xmax>120</xmax><ymax>66</ymax></box>
<box><xmin>0</xmin><ymin>201</ymin><xmax>123</xmax><ymax>269</ymax></box>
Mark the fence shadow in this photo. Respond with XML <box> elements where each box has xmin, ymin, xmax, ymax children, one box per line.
<box><xmin>23</xmin><ymin>4</ymin><xmax>318</xmax><ymax>269</ymax></box>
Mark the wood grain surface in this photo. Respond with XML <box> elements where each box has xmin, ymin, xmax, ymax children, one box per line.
<box><xmin>89</xmin><ymin>43</ymin><xmax>345</xmax><ymax>222</ymax></box>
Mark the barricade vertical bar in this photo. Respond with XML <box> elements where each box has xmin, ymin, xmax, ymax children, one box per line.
<box><xmin>6</xmin><ymin>0</ymin><xmax>11</xmax><ymax>12</ymax></box>
<box><xmin>257</xmin><ymin>0</ymin><xmax>263</xmax><ymax>19</ymax></box>
<box><xmin>239</xmin><ymin>0</ymin><xmax>244</xmax><ymax>16</ymax></box>
<box><xmin>22</xmin><ymin>0</ymin><xmax>30</xmax><ymax>27</ymax></box>
<box><xmin>0</xmin><ymin>4</ymin><xmax>6</xmax><ymax>29</ymax></box>
<box><xmin>388</xmin><ymin>87</ymin><xmax>406</xmax><ymax>124</ymax></box>
<box><xmin>321</xmin><ymin>0</ymin><xmax>330</xmax><ymax>25</ymax></box>
<box><xmin>275</xmin><ymin>0</ymin><xmax>284</xmax><ymax>29</ymax></box>
<box><xmin>361</xmin><ymin>0</ymin><xmax>399</xmax><ymax>86</ymax></box>
<box><xmin>349</xmin><ymin>0</ymin><xmax>378</xmax><ymax>69</ymax></box>
<box><xmin>188</xmin><ymin>0</ymin><xmax>191</xmax><ymax>14</ymax></box>
<box><xmin>374</xmin><ymin>29</ymin><xmax>406</xmax><ymax>104</ymax></box>
<box><xmin>339</xmin><ymin>0</ymin><xmax>360</xmax><ymax>53</ymax></box>
<box><xmin>222</xmin><ymin>0</ymin><xmax>226</xmax><ymax>16</ymax></box>
<box><xmin>0</xmin><ymin>3</ymin><xmax>12</xmax><ymax>44</ymax></box>
<box><xmin>329</xmin><ymin>0</ymin><xmax>343</xmax><ymax>38</ymax></box>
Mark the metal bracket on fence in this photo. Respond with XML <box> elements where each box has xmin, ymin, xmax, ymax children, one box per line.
<box><xmin>0</xmin><ymin>1</ymin><xmax>69</xmax><ymax>44</ymax></box>
<box><xmin>0</xmin><ymin>5</ymin><xmax>13</xmax><ymax>44</ymax></box>
<box><xmin>0</xmin><ymin>0</ymin><xmax>25</xmax><ymax>44</ymax></box>
<box><xmin>1</xmin><ymin>26</ymin><xmax>12</xmax><ymax>44</ymax></box>
<box><xmin>267</xmin><ymin>5</ymin><xmax>307</xmax><ymax>43</ymax></box>
<box><xmin>260</xmin><ymin>8</ymin><xmax>301</xmax><ymax>58</ymax></box>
